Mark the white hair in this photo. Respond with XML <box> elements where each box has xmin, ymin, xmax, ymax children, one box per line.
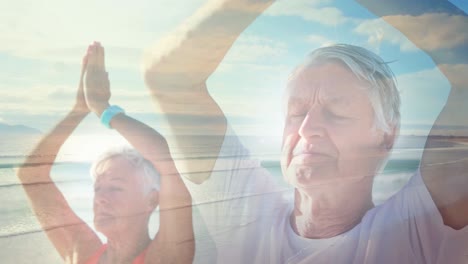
<box><xmin>289</xmin><ymin>44</ymin><xmax>401</xmax><ymax>133</ymax></box>
<box><xmin>90</xmin><ymin>146</ymin><xmax>161</xmax><ymax>193</ymax></box>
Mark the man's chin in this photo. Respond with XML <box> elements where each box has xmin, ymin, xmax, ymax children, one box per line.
<box><xmin>285</xmin><ymin>165</ymin><xmax>338</xmax><ymax>188</ymax></box>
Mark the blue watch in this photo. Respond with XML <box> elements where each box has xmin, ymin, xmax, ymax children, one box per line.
<box><xmin>100</xmin><ymin>105</ymin><xmax>125</xmax><ymax>129</ymax></box>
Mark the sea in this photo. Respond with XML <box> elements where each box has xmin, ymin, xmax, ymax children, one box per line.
<box><xmin>0</xmin><ymin>133</ymin><xmax>465</xmax><ymax>262</ymax></box>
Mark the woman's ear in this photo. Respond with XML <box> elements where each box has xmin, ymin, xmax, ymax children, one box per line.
<box><xmin>147</xmin><ymin>190</ymin><xmax>159</xmax><ymax>211</ymax></box>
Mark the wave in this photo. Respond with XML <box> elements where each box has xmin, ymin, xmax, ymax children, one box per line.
<box><xmin>0</xmin><ymin>160</ymin><xmax>90</xmax><ymax>169</ymax></box>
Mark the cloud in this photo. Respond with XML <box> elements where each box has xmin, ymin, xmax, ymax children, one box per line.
<box><xmin>354</xmin><ymin>13</ymin><xmax>468</xmax><ymax>52</ymax></box>
<box><xmin>0</xmin><ymin>82</ymin><xmax>155</xmax><ymax>116</ymax></box>
<box><xmin>383</xmin><ymin>13</ymin><xmax>468</xmax><ymax>51</ymax></box>
<box><xmin>397</xmin><ymin>67</ymin><xmax>450</xmax><ymax>100</ymax></box>
<box><xmin>265</xmin><ymin>0</ymin><xmax>348</xmax><ymax>26</ymax></box>
<box><xmin>354</xmin><ymin>18</ymin><xmax>418</xmax><ymax>52</ymax></box>
<box><xmin>305</xmin><ymin>35</ymin><xmax>336</xmax><ymax>47</ymax></box>
<box><xmin>225</xmin><ymin>35</ymin><xmax>288</xmax><ymax>63</ymax></box>
<box><xmin>396</xmin><ymin>64</ymin><xmax>467</xmax><ymax>135</ymax></box>
<box><xmin>0</xmin><ymin>0</ymin><xmax>206</xmax><ymax>67</ymax></box>
<box><xmin>396</xmin><ymin>67</ymin><xmax>451</xmax><ymax>129</ymax></box>
<box><xmin>12</xmin><ymin>46</ymin><xmax>144</xmax><ymax>71</ymax></box>
<box><xmin>0</xmin><ymin>84</ymin><xmax>76</xmax><ymax>114</ymax></box>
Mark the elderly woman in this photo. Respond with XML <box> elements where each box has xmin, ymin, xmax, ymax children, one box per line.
<box><xmin>17</xmin><ymin>42</ymin><xmax>194</xmax><ymax>264</ymax></box>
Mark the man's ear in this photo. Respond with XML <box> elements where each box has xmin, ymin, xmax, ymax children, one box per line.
<box><xmin>382</xmin><ymin>124</ymin><xmax>399</xmax><ymax>151</ymax></box>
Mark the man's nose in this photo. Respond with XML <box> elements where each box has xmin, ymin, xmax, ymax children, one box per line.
<box><xmin>298</xmin><ymin>109</ymin><xmax>327</xmax><ymax>140</ymax></box>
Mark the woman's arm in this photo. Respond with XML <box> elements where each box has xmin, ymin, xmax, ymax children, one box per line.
<box><xmin>85</xmin><ymin>42</ymin><xmax>194</xmax><ymax>264</ymax></box>
<box><xmin>16</xmin><ymin>56</ymin><xmax>101</xmax><ymax>263</ymax></box>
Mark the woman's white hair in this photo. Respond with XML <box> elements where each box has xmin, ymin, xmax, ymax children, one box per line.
<box><xmin>90</xmin><ymin>146</ymin><xmax>161</xmax><ymax>193</ymax></box>
<box><xmin>289</xmin><ymin>44</ymin><xmax>401</xmax><ymax>133</ymax></box>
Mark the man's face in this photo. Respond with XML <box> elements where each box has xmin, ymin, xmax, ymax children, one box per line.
<box><xmin>281</xmin><ymin>62</ymin><xmax>393</xmax><ymax>189</ymax></box>
<box><xmin>93</xmin><ymin>156</ymin><xmax>154</xmax><ymax>235</ymax></box>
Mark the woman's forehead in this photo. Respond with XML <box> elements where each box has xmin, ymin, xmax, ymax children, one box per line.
<box><xmin>94</xmin><ymin>157</ymin><xmax>138</xmax><ymax>181</ymax></box>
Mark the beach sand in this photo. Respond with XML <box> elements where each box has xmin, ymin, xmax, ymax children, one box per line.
<box><xmin>0</xmin><ymin>231</ymin><xmax>62</xmax><ymax>264</ymax></box>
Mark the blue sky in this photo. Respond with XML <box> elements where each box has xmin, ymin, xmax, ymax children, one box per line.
<box><xmin>1</xmin><ymin>0</ymin><xmax>467</xmax><ymax>160</ymax></box>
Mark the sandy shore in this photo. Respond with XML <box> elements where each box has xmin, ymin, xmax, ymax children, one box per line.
<box><xmin>0</xmin><ymin>231</ymin><xmax>62</xmax><ymax>264</ymax></box>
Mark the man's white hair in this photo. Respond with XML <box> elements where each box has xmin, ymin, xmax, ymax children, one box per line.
<box><xmin>90</xmin><ymin>146</ymin><xmax>161</xmax><ymax>193</ymax></box>
<box><xmin>289</xmin><ymin>44</ymin><xmax>401</xmax><ymax>133</ymax></box>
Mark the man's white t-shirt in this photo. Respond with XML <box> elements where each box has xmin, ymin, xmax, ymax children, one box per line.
<box><xmin>186</xmin><ymin>129</ymin><xmax>468</xmax><ymax>264</ymax></box>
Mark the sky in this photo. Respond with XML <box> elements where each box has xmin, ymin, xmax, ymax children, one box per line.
<box><xmin>1</xmin><ymin>0</ymin><xmax>467</xmax><ymax>161</ymax></box>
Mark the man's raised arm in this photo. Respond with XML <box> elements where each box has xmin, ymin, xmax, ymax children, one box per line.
<box><xmin>143</xmin><ymin>0</ymin><xmax>274</xmax><ymax>183</ymax></box>
<box><xmin>357</xmin><ymin>0</ymin><xmax>468</xmax><ymax>229</ymax></box>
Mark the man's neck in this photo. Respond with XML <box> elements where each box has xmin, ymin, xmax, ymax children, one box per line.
<box><xmin>291</xmin><ymin>177</ymin><xmax>374</xmax><ymax>239</ymax></box>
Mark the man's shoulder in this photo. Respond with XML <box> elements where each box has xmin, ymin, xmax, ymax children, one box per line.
<box><xmin>360</xmin><ymin>168</ymin><xmax>454</xmax><ymax>237</ymax></box>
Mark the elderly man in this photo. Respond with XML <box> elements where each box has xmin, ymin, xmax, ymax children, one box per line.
<box><xmin>17</xmin><ymin>42</ymin><xmax>194</xmax><ymax>264</ymax></box>
<box><xmin>144</xmin><ymin>0</ymin><xmax>467</xmax><ymax>263</ymax></box>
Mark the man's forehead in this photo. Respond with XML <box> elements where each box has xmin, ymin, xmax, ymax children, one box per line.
<box><xmin>287</xmin><ymin>62</ymin><xmax>370</xmax><ymax>97</ymax></box>
<box><xmin>286</xmin><ymin>86</ymin><xmax>363</xmax><ymax>107</ymax></box>
<box><xmin>323</xmin><ymin>95</ymin><xmax>354</xmax><ymax>106</ymax></box>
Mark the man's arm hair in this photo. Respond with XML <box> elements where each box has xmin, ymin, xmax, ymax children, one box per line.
<box><xmin>143</xmin><ymin>0</ymin><xmax>274</xmax><ymax>184</ymax></box>
<box><xmin>16</xmin><ymin>73</ymin><xmax>101</xmax><ymax>262</ymax></box>
<box><xmin>357</xmin><ymin>0</ymin><xmax>468</xmax><ymax>229</ymax></box>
